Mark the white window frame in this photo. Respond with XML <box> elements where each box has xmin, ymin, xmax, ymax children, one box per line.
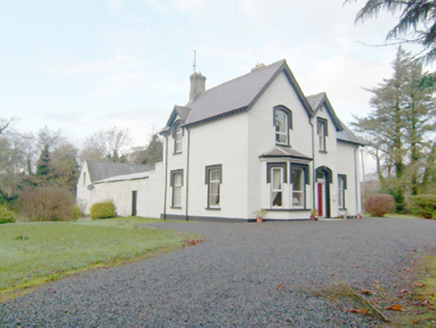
<box><xmin>171</xmin><ymin>170</ymin><xmax>183</xmax><ymax>208</ymax></box>
<box><xmin>208</xmin><ymin>169</ymin><xmax>221</xmax><ymax>208</ymax></box>
<box><xmin>338</xmin><ymin>174</ymin><xmax>347</xmax><ymax>209</ymax></box>
<box><xmin>174</xmin><ymin>124</ymin><xmax>182</xmax><ymax>153</ymax></box>
<box><xmin>317</xmin><ymin>118</ymin><xmax>327</xmax><ymax>152</ymax></box>
<box><xmin>205</xmin><ymin>164</ymin><xmax>222</xmax><ymax>209</ymax></box>
<box><xmin>271</xmin><ymin>167</ymin><xmax>283</xmax><ymax>208</ymax></box>
<box><xmin>275</xmin><ymin>110</ymin><xmax>288</xmax><ymax>146</ymax></box>
<box><xmin>291</xmin><ymin>166</ymin><xmax>305</xmax><ymax>208</ymax></box>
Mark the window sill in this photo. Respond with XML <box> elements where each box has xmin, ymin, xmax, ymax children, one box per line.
<box><xmin>266</xmin><ymin>208</ymin><xmax>311</xmax><ymax>212</ymax></box>
<box><xmin>339</xmin><ymin>207</ymin><xmax>347</xmax><ymax>211</ymax></box>
<box><xmin>173</xmin><ymin>152</ymin><xmax>182</xmax><ymax>155</ymax></box>
<box><xmin>318</xmin><ymin>150</ymin><xmax>328</xmax><ymax>154</ymax></box>
<box><xmin>205</xmin><ymin>207</ymin><xmax>221</xmax><ymax>211</ymax></box>
<box><xmin>276</xmin><ymin>143</ymin><xmax>291</xmax><ymax>148</ymax></box>
<box><xmin>170</xmin><ymin>206</ymin><xmax>182</xmax><ymax>209</ymax></box>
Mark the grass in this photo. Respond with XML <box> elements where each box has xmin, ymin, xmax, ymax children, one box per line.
<box><xmin>0</xmin><ymin>217</ymin><xmax>188</xmax><ymax>301</ymax></box>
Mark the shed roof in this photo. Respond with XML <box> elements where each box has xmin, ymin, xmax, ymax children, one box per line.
<box><xmin>86</xmin><ymin>160</ymin><xmax>154</xmax><ymax>183</ymax></box>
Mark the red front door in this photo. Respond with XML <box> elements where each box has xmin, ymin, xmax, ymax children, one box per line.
<box><xmin>317</xmin><ymin>183</ymin><xmax>323</xmax><ymax>216</ymax></box>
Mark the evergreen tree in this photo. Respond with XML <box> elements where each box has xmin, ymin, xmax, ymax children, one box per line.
<box><xmin>353</xmin><ymin>47</ymin><xmax>436</xmax><ymax>210</ymax></box>
<box><xmin>36</xmin><ymin>144</ymin><xmax>51</xmax><ymax>177</ymax></box>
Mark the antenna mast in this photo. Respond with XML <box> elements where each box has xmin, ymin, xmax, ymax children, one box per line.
<box><xmin>193</xmin><ymin>50</ymin><xmax>197</xmax><ymax>73</ymax></box>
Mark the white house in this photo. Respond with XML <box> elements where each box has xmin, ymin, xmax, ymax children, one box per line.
<box><xmin>77</xmin><ymin>59</ymin><xmax>363</xmax><ymax>221</ymax></box>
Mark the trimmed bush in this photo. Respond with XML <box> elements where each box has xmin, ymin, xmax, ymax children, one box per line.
<box><xmin>0</xmin><ymin>204</ymin><xmax>16</xmax><ymax>224</ymax></box>
<box><xmin>411</xmin><ymin>195</ymin><xmax>436</xmax><ymax>219</ymax></box>
<box><xmin>364</xmin><ymin>193</ymin><xmax>396</xmax><ymax>217</ymax></box>
<box><xmin>19</xmin><ymin>186</ymin><xmax>78</xmax><ymax>221</ymax></box>
<box><xmin>90</xmin><ymin>200</ymin><xmax>116</xmax><ymax>220</ymax></box>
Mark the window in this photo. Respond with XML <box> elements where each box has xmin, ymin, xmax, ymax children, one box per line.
<box><xmin>205</xmin><ymin>165</ymin><xmax>222</xmax><ymax>208</ymax></box>
<box><xmin>83</xmin><ymin>172</ymin><xmax>86</xmax><ymax>186</ymax></box>
<box><xmin>291</xmin><ymin>167</ymin><xmax>304</xmax><ymax>207</ymax></box>
<box><xmin>273</xmin><ymin>106</ymin><xmax>292</xmax><ymax>146</ymax></box>
<box><xmin>174</xmin><ymin>123</ymin><xmax>183</xmax><ymax>153</ymax></box>
<box><xmin>317</xmin><ymin>118</ymin><xmax>328</xmax><ymax>152</ymax></box>
<box><xmin>291</xmin><ymin>164</ymin><xmax>309</xmax><ymax>208</ymax></box>
<box><xmin>170</xmin><ymin>170</ymin><xmax>183</xmax><ymax>208</ymax></box>
<box><xmin>338</xmin><ymin>174</ymin><xmax>347</xmax><ymax>209</ymax></box>
<box><xmin>271</xmin><ymin>167</ymin><xmax>283</xmax><ymax>207</ymax></box>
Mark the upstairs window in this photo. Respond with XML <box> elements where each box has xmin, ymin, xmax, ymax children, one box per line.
<box><xmin>174</xmin><ymin>123</ymin><xmax>183</xmax><ymax>154</ymax></box>
<box><xmin>205</xmin><ymin>165</ymin><xmax>222</xmax><ymax>208</ymax></box>
<box><xmin>83</xmin><ymin>172</ymin><xmax>87</xmax><ymax>186</ymax></box>
<box><xmin>317</xmin><ymin>118</ymin><xmax>328</xmax><ymax>152</ymax></box>
<box><xmin>273</xmin><ymin>106</ymin><xmax>292</xmax><ymax>146</ymax></box>
<box><xmin>338</xmin><ymin>174</ymin><xmax>347</xmax><ymax>209</ymax></box>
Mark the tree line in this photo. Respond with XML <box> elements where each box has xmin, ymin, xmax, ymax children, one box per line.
<box><xmin>0</xmin><ymin>123</ymin><xmax>162</xmax><ymax>208</ymax></box>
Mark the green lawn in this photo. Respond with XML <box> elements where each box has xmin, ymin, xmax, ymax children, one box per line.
<box><xmin>0</xmin><ymin>217</ymin><xmax>186</xmax><ymax>296</ymax></box>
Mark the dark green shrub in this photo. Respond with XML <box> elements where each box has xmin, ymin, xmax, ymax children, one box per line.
<box><xmin>90</xmin><ymin>200</ymin><xmax>116</xmax><ymax>220</ymax></box>
<box><xmin>19</xmin><ymin>186</ymin><xmax>78</xmax><ymax>221</ymax></box>
<box><xmin>411</xmin><ymin>195</ymin><xmax>436</xmax><ymax>219</ymax></box>
<box><xmin>364</xmin><ymin>193</ymin><xmax>396</xmax><ymax>217</ymax></box>
<box><xmin>0</xmin><ymin>204</ymin><xmax>16</xmax><ymax>224</ymax></box>
<box><xmin>387</xmin><ymin>188</ymin><xmax>406</xmax><ymax>213</ymax></box>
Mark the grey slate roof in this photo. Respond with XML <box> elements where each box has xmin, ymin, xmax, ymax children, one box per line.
<box><xmin>337</xmin><ymin>120</ymin><xmax>364</xmax><ymax>146</ymax></box>
<box><xmin>94</xmin><ymin>171</ymin><xmax>151</xmax><ymax>184</ymax></box>
<box><xmin>86</xmin><ymin>160</ymin><xmax>155</xmax><ymax>183</ymax></box>
<box><xmin>259</xmin><ymin>146</ymin><xmax>312</xmax><ymax>160</ymax></box>
<box><xmin>307</xmin><ymin>92</ymin><xmax>363</xmax><ymax>146</ymax></box>
<box><xmin>306</xmin><ymin>92</ymin><xmax>325</xmax><ymax>111</ymax></box>
<box><xmin>184</xmin><ymin>60</ymin><xmax>292</xmax><ymax>126</ymax></box>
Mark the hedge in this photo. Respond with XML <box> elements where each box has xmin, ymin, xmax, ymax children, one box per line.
<box><xmin>411</xmin><ymin>195</ymin><xmax>436</xmax><ymax>219</ymax></box>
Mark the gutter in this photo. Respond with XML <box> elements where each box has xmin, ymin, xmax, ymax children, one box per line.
<box><xmin>354</xmin><ymin>146</ymin><xmax>359</xmax><ymax>215</ymax></box>
<box><xmin>185</xmin><ymin>127</ymin><xmax>191</xmax><ymax>221</ymax></box>
<box><xmin>163</xmin><ymin>136</ymin><xmax>169</xmax><ymax>220</ymax></box>
<box><xmin>309</xmin><ymin>116</ymin><xmax>315</xmax><ymax>211</ymax></box>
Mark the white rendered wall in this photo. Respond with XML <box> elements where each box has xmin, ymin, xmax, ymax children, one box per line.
<box><xmin>76</xmin><ymin>162</ymin><xmax>92</xmax><ymax>214</ymax></box>
<box><xmin>312</xmin><ymin>109</ymin><xmax>339</xmax><ymax>218</ymax></box>
<box><xmin>185</xmin><ymin>113</ymin><xmax>249</xmax><ymax>220</ymax></box>
<box><xmin>248</xmin><ymin>71</ymin><xmax>313</xmax><ymax>220</ymax></box>
<box><xmin>77</xmin><ymin>163</ymin><xmax>164</xmax><ymax>218</ymax></box>
<box><xmin>336</xmin><ymin>141</ymin><xmax>361</xmax><ymax>216</ymax></box>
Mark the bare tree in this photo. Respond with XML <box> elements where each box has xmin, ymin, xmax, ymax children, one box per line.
<box><xmin>80</xmin><ymin>127</ymin><xmax>132</xmax><ymax>162</ymax></box>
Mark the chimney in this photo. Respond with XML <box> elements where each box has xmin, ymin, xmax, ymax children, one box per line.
<box><xmin>189</xmin><ymin>72</ymin><xmax>206</xmax><ymax>101</ymax></box>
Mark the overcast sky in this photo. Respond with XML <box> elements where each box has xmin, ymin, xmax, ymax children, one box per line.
<box><xmin>0</xmin><ymin>0</ymin><xmax>428</xmax><ymax>164</ymax></box>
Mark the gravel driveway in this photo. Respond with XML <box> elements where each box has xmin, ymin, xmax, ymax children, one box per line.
<box><xmin>1</xmin><ymin>218</ymin><xmax>435</xmax><ymax>327</ymax></box>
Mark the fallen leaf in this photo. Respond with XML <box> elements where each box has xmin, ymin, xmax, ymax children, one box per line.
<box><xmin>360</xmin><ymin>289</ymin><xmax>374</xmax><ymax>295</ymax></box>
<box><xmin>386</xmin><ymin>304</ymin><xmax>407</xmax><ymax>312</ymax></box>
<box><xmin>414</xmin><ymin>282</ymin><xmax>426</xmax><ymax>287</ymax></box>
<box><xmin>329</xmin><ymin>294</ymin><xmax>336</xmax><ymax>300</ymax></box>
<box><xmin>360</xmin><ymin>308</ymin><xmax>369</xmax><ymax>314</ymax></box>
<box><xmin>345</xmin><ymin>308</ymin><xmax>361</xmax><ymax>314</ymax></box>
<box><xmin>277</xmin><ymin>284</ymin><xmax>284</xmax><ymax>291</ymax></box>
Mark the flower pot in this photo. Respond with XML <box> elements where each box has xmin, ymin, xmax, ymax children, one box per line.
<box><xmin>256</xmin><ymin>217</ymin><xmax>263</xmax><ymax>223</ymax></box>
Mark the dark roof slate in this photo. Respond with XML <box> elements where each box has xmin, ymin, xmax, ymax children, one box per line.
<box><xmin>184</xmin><ymin>60</ymin><xmax>286</xmax><ymax>125</ymax></box>
<box><xmin>259</xmin><ymin>146</ymin><xmax>312</xmax><ymax>160</ymax></box>
<box><xmin>306</xmin><ymin>92</ymin><xmax>325</xmax><ymax>111</ymax></box>
<box><xmin>337</xmin><ymin>120</ymin><xmax>364</xmax><ymax>146</ymax></box>
<box><xmin>86</xmin><ymin>160</ymin><xmax>155</xmax><ymax>183</ymax></box>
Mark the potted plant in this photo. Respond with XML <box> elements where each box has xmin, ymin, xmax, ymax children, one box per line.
<box><xmin>310</xmin><ymin>209</ymin><xmax>318</xmax><ymax>221</ymax></box>
<box><xmin>253</xmin><ymin>209</ymin><xmax>267</xmax><ymax>223</ymax></box>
